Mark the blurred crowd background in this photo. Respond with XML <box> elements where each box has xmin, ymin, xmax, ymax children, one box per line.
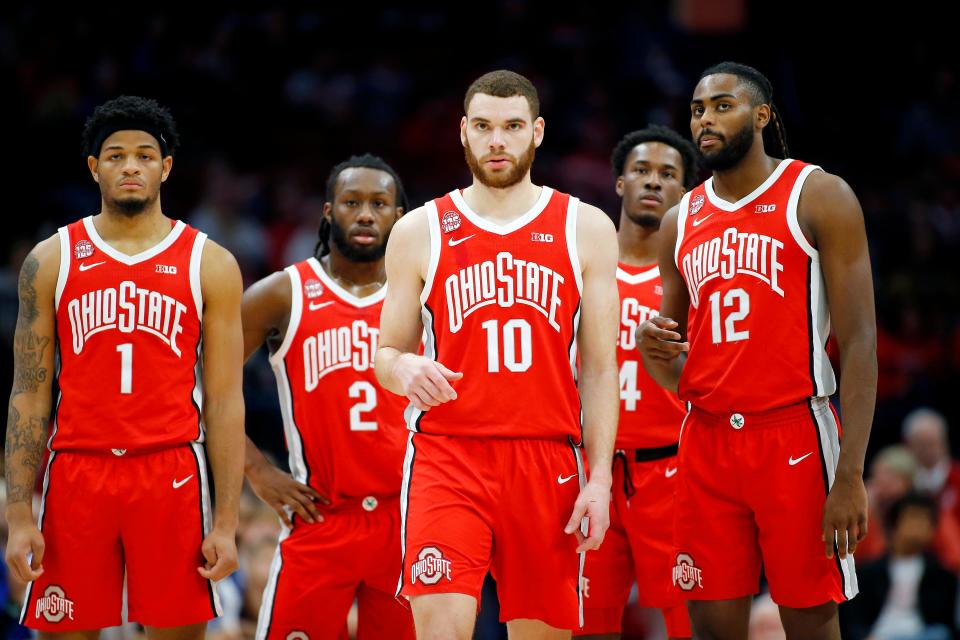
<box><xmin>0</xmin><ymin>4</ymin><xmax>957</xmax><ymax>639</ymax></box>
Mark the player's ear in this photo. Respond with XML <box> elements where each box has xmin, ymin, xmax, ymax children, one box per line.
<box><xmin>87</xmin><ymin>156</ymin><xmax>99</xmax><ymax>182</ymax></box>
<box><xmin>756</xmin><ymin>103</ymin><xmax>771</xmax><ymax>130</ymax></box>
<box><xmin>460</xmin><ymin>116</ymin><xmax>468</xmax><ymax>147</ymax></box>
<box><xmin>322</xmin><ymin>201</ymin><xmax>333</xmax><ymax>221</ymax></box>
<box><xmin>394</xmin><ymin>206</ymin><xmax>405</xmax><ymax>219</ymax></box>
<box><xmin>533</xmin><ymin>116</ymin><xmax>545</xmax><ymax>148</ymax></box>
<box><xmin>615</xmin><ymin>176</ymin><xmax>624</xmax><ymax>197</ymax></box>
<box><xmin>160</xmin><ymin>156</ymin><xmax>173</xmax><ymax>182</ymax></box>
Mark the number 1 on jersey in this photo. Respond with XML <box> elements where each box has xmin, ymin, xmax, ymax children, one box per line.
<box><xmin>116</xmin><ymin>343</ymin><xmax>133</xmax><ymax>394</ymax></box>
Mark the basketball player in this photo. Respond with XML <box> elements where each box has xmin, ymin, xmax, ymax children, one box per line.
<box><xmin>637</xmin><ymin>62</ymin><xmax>877</xmax><ymax>639</ymax></box>
<box><xmin>577</xmin><ymin>126</ymin><xmax>698</xmax><ymax>640</ymax></box>
<box><xmin>241</xmin><ymin>154</ymin><xmax>415</xmax><ymax>639</ymax></box>
<box><xmin>4</xmin><ymin>96</ymin><xmax>244</xmax><ymax>637</ymax></box>
<box><xmin>375</xmin><ymin>70</ymin><xmax>620</xmax><ymax>640</ymax></box>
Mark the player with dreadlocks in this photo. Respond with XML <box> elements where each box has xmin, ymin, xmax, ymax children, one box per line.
<box><xmin>637</xmin><ymin>62</ymin><xmax>877</xmax><ymax>639</ymax></box>
<box><xmin>240</xmin><ymin>154</ymin><xmax>414</xmax><ymax>639</ymax></box>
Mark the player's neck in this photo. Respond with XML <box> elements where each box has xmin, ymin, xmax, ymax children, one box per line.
<box><xmin>461</xmin><ymin>175</ymin><xmax>541</xmax><ymax>224</ymax></box>
<box><xmin>320</xmin><ymin>251</ymin><xmax>385</xmax><ymax>297</ymax></box>
<box><xmin>617</xmin><ymin>209</ymin><xmax>659</xmax><ymax>267</ymax></box>
<box><xmin>710</xmin><ymin>149</ymin><xmax>781</xmax><ymax>204</ymax></box>
<box><xmin>93</xmin><ymin>200</ymin><xmax>172</xmax><ymax>248</ymax></box>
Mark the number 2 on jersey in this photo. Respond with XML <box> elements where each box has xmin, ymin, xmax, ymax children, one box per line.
<box><xmin>349</xmin><ymin>380</ymin><xmax>378</xmax><ymax>431</ymax></box>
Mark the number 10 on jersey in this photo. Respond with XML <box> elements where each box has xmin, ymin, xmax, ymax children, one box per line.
<box><xmin>481</xmin><ymin>319</ymin><xmax>532</xmax><ymax>373</ymax></box>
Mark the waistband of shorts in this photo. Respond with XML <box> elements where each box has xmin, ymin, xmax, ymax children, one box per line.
<box><xmin>690</xmin><ymin>397</ymin><xmax>831</xmax><ymax>428</ymax></box>
<box><xmin>318</xmin><ymin>494</ymin><xmax>400</xmax><ymax>515</ymax></box>
<box><xmin>630</xmin><ymin>442</ymin><xmax>679</xmax><ymax>462</ymax></box>
<box><xmin>51</xmin><ymin>442</ymin><xmax>199</xmax><ymax>458</ymax></box>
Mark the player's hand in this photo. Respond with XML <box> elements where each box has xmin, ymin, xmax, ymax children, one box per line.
<box><xmin>198</xmin><ymin>526</ymin><xmax>239</xmax><ymax>582</ymax></box>
<box><xmin>393</xmin><ymin>353</ymin><xmax>463</xmax><ymax>412</ymax></box>
<box><xmin>4</xmin><ymin>518</ymin><xmax>45</xmax><ymax>582</ymax></box>
<box><xmin>636</xmin><ymin>317</ymin><xmax>689</xmax><ymax>361</ymax></box>
<box><xmin>248</xmin><ymin>462</ymin><xmax>329</xmax><ymax>527</ymax></box>
<box><xmin>821</xmin><ymin>469</ymin><xmax>868</xmax><ymax>560</ymax></box>
<box><xmin>564</xmin><ymin>478</ymin><xmax>611</xmax><ymax>553</ymax></box>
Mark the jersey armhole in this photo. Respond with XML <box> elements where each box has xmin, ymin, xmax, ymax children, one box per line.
<box><xmin>786</xmin><ymin>165</ymin><xmax>822</xmax><ymax>260</ymax></box>
<box><xmin>673</xmin><ymin>192</ymin><xmax>692</xmax><ymax>270</ymax></box>
<box><xmin>189</xmin><ymin>232</ymin><xmax>208</xmax><ymax>319</ymax></box>
<box><xmin>269</xmin><ymin>265</ymin><xmax>302</xmax><ymax>365</ymax></box>
<box><xmin>54</xmin><ymin>226</ymin><xmax>70</xmax><ymax>310</ymax></box>
<box><xmin>565</xmin><ymin>196</ymin><xmax>583</xmax><ymax>294</ymax></box>
<box><xmin>419</xmin><ymin>201</ymin><xmax>442</xmax><ymax>304</ymax></box>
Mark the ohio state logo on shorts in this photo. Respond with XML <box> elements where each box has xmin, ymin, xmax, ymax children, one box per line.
<box><xmin>286</xmin><ymin>632</ymin><xmax>309</xmax><ymax>640</ymax></box>
<box><xmin>441</xmin><ymin>211</ymin><xmax>462</xmax><ymax>233</ymax></box>
<box><xmin>410</xmin><ymin>546</ymin><xmax>453</xmax><ymax>585</ymax></box>
<box><xmin>74</xmin><ymin>240</ymin><xmax>94</xmax><ymax>260</ymax></box>
<box><xmin>672</xmin><ymin>552</ymin><xmax>703</xmax><ymax>591</ymax></box>
<box><xmin>34</xmin><ymin>585</ymin><xmax>76</xmax><ymax>622</ymax></box>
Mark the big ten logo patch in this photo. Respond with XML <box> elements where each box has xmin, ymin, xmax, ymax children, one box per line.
<box><xmin>441</xmin><ymin>211</ymin><xmax>462</xmax><ymax>233</ymax></box>
<box><xmin>74</xmin><ymin>240</ymin><xmax>94</xmax><ymax>260</ymax></box>
<box><xmin>672</xmin><ymin>553</ymin><xmax>703</xmax><ymax>591</ymax></box>
<box><xmin>530</xmin><ymin>232</ymin><xmax>554</xmax><ymax>243</ymax></box>
<box><xmin>35</xmin><ymin>585</ymin><xmax>76</xmax><ymax>623</ymax></box>
<box><xmin>411</xmin><ymin>546</ymin><xmax>453</xmax><ymax>585</ymax></box>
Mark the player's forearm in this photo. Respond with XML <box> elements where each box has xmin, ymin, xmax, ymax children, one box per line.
<box><xmin>374</xmin><ymin>346</ymin><xmax>407</xmax><ymax>396</ymax></box>
<box><xmin>578</xmin><ymin>365</ymin><xmax>617</xmax><ymax>484</ymax></box>
<box><xmin>243</xmin><ymin>434</ymin><xmax>272</xmax><ymax>476</ymax></box>
<box><xmin>4</xmin><ymin>394</ymin><xmax>49</xmax><ymax>518</ymax></box>
<box><xmin>834</xmin><ymin>334</ymin><xmax>877</xmax><ymax>478</ymax></box>
<box><xmin>640</xmin><ymin>353</ymin><xmax>684</xmax><ymax>392</ymax></box>
<box><xmin>204</xmin><ymin>396</ymin><xmax>245</xmax><ymax>531</ymax></box>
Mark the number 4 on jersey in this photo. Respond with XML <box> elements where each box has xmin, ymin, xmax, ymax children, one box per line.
<box><xmin>619</xmin><ymin>360</ymin><xmax>642</xmax><ymax>411</ymax></box>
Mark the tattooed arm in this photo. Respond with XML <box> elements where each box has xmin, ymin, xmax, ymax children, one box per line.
<box><xmin>4</xmin><ymin>234</ymin><xmax>59</xmax><ymax>582</ymax></box>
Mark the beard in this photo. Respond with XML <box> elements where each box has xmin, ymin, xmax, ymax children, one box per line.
<box><xmin>698</xmin><ymin>120</ymin><xmax>755</xmax><ymax>171</ymax></box>
<box><xmin>329</xmin><ymin>217</ymin><xmax>389</xmax><ymax>263</ymax></box>
<box><xmin>464</xmin><ymin>137</ymin><xmax>536</xmax><ymax>189</ymax></box>
<box><xmin>108</xmin><ymin>191</ymin><xmax>157</xmax><ymax>217</ymax></box>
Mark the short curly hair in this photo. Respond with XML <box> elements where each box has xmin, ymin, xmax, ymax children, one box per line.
<box><xmin>81</xmin><ymin>95</ymin><xmax>180</xmax><ymax>158</ymax></box>
<box><xmin>611</xmin><ymin>125</ymin><xmax>700</xmax><ymax>190</ymax></box>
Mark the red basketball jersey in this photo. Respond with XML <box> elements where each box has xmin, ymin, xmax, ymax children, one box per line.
<box><xmin>674</xmin><ymin>159</ymin><xmax>837</xmax><ymax>414</ymax></box>
<box><xmin>413</xmin><ymin>187</ymin><xmax>583</xmax><ymax>440</ymax></box>
<box><xmin>52</xmin><ymin>216</ymin><xmax>206</xmax><ymax>451</ymax></box>
<box><xmin>615</xmin><ymin>263</ymin><xmax>686</xmax><ymax>448</ymax></box>
<box><xmin>270</xmin><ymin>258</ymin><xmax>407</xmax><ymax>505</ymax></box>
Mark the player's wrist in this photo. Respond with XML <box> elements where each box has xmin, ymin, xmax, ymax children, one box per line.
<box><xmin>5</xmin><ymin>502</ymin><xmax>36</xmax><ymax>526</ymax></box>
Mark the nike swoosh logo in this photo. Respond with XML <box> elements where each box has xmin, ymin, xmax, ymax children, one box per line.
<box><xmin>789</xmin><ymin>452</ymin><xmax>813</xmax><ymax>466</ymax></box>
<box><xmin>308</xmin><ymin>301</ymin><xmax>335</xmax><ymax>311</ymax></box>
<box><xmin>691</xmin><ymin>212</ymin><xmax>716</xmax><ymax>227</ymax></box>
<box><xmin>78</xmin><ymin>261</ymin><xmax>106</xmax><ymax>271</ymax></box>
<box><xmin>665</xmin><ymin>467</ymin><xmax>678</xmax><ymax>478</ymax></box>
<box><xmin>448</xmin><ymin>235</ymin><xmax>475</xmax><ymax>247</ymax></box>
<box><xmin>557</xmin><ymin>473</ymin><xmax>577</xmax><ymax>485</ymax></box>
<box><xmin>172</xmin><ymin>475</ymin><xmax>194</xmax><ymax>489</ymax></box>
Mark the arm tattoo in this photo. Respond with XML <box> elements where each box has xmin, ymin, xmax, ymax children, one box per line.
<box><xmin>12</xmin><ymin>255</ymin><xmax>49</xmax><ymax>394</ymax></box>
<box><xmin>5</xmin><ymin>405</ymin><xmax>48</xmax><ymax>503</ymax></box>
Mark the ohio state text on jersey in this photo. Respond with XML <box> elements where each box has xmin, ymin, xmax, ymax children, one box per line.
<box><xmin>616</xmin><ymin>263</ymin><xmax>686</xmax><ymax>448</ymax></box>
<box><xmin>269</xmin><ymin>258</ymin><xmax>407</xmax><ymax>505</ymax></box>
<box><xmin>53</xmin><ymin>216</ymin><xmax>206</xmax><ymax>451</ymax></box>
<box><xmin>674</xmin><ymin>159</ymin><xmax>837</xmax><ymax>414</ymax></box>
<box><xmin>412</xmin><ymin>187</ymin><xmax>583</xmax><ymax>439</ymax></box>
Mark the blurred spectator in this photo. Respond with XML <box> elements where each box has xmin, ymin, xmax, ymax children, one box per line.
<box><xmin>749</xmin><ymin>592</ymin><xmax>786</xmax><ymax>640</ymax></box>
<box><xmin>859</xmin><ymin>446</ymin><xmax>918</xmax><ymax>563</ymax></box>
<box><xmin>845</xmin><ymin>493</ymin><xmax>958</xmax><ymax>640</ymax></box>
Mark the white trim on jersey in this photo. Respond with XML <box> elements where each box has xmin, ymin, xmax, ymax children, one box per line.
<box><xmin>419</xmin><ymin>201</ymin><xmax>442</xmax><ymax>304</ymax></box>
<box><xmin>449</xmin><ymin>186</ymin><xmax>553</xmax><ymax>235</ymax></box>
<box><xmin>396</xmin><ymin>432</ymin><xmax>416</xmax><ymax>597</ymax></box>
<box><xmin>674</xmin><ymin>191</ymin><xmax>691</xmax><ymax>283</ymax></box>
<box><xmin>568</xmin><ymin>302</ymin><xmax>582</xmax><ymax>383</ymax></box>
<box><xmin>704</xmin><ymin>158</ymin><xmax>793</xmax><ymax>212</ymax></box>
<box><xmin>19</xmin><ymin>451</ymin><xmax>57</xmax><ymax>624</ymax></box>
<box><xmin>54</xmin><ymin>226</ymin><xmax>70</xmax><ymax>310</ymax></box>
<box><xmin>616</xmin><ymin>265</ymin><xmax>660</xmax><ymax>284</ymax></box>
<box><xmin>786</xmin><ymin>164</ymin><xmax>822</xmax><ymax>259</ymax></box>
<box><xmin>809</xmin><ymin>397</ymin><xmax>858</xmax><ymax>599</ymax></box>
<box><xmin>565</xmin><ymin>196</ymin><xmax>583</xmax><ymax>294</ymax></box>
<box><xmin>404</xmin><ymin>304</ymin><xmax>437</xmax><ymax>432</ymax></box>
<box><xmin>254</xmin><ymin>525</ymin><xmax>292</xmax><ymax>640</ymax></box>
<box><xmin>570</xmin><ymin>441</ymin><xmax>587</xmax><ymax>629</ymax></box>
<box><xmin>271</xmin><ymin>358</ymin><xmax>309</xmax><ymax>485</ymax></box>
<box><xmin>268</xmin><ymin>266</ymin><xmax>303</xmax><ymax>366</ymax></box>
<box><xmin>189</xmin><ymin>232</ymin><xmax>207</xmax><ymax>320</ymax></box>
<box><xmin>189</xmin><ymin>441</ymin><xmax>222</xmax><ymax>615</ymax></box>
<box><xmin>307</xmin><ymin>257</ymin><xmax>387</xmax><ymax>308</ymax></box>
<box><xmin>82</xmin><ymin>216</ymin><xmax>187</xmax><ymax>265</ymax></box>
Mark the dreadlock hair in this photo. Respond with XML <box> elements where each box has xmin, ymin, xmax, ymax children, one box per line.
<box><xmin>316</xmin><ymin>154</ymin><xmax>408</xmax><ymax>258</ymax></box>
<box><xmin>611</xmin><ymin>125</ymin><xmax>701</xmax><ymax>190</ymax></box>
<box><xmin>699</xmin><ymin>62</ymin><xmax>789</xmax><ymax>158</ymax></box>
<box><xmin>81</xmin><ymin>95</ymin><xmax>180</xmax><ymax>158</ymax></box>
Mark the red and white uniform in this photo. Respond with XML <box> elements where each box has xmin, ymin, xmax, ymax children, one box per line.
<box><xmin>579</xmin><ymin>264</ymin><xmax>691</xmax><ymax>638</ymax></box>
<box><xmin>400</xmin><ymin>187</ymin><xmax>587</xmax><ymax>630</ymax></box>
<box><xmin>671</xmin><ymin>159</ymin><xmax>857</xmax><ymax>606</ymax></box>
<box><xmin>23</xmin><ymin>216</ymin><xmax>219</xmax><ymax>631</ymax></box>
<box><xmin>256</xmin><ymin>258</ymin><xmax>414</xmax><ymax>640</ymax></box>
